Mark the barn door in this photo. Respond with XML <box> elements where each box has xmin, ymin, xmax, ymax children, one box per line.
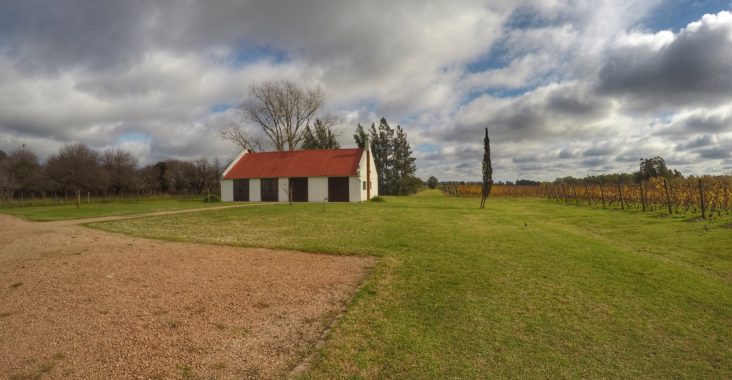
<box><xmin>260</xmin><ymin>178</ymin><xmax>279</xmax><ymax>202</ymax></box>
<box><xmin>233</xmin><ymin>179</ymin><xmax>249</xmax><ymax>201</ymax></box>
<box><xmin>328</xmin><ymin>177</ymin><xmax>350</xmax><ymax>202</ymax></box>
<box><xmin>289</xmin><ymin>177</ymin><xmax>308</xmax><ymax>202</ymax></box>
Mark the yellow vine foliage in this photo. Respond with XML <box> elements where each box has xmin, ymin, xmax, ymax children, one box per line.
<box><xmin>440</xmin><ymin>176</ymin><xmax>732</xmax><ymax>216</ymax></box>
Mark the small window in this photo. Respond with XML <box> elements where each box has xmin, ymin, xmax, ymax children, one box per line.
<box><xmin>362</xmin><ymin>181</ymin><xmax>367</xmax><ymax>190</ymax></box>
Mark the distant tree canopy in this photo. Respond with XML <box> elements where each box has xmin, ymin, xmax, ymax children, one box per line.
<box><xmin>0</xmin><ymin>143</ymin><xmax>225</xmax><ymax>201</ymax></box>
<box><xmin>301</xmin><ymin>118</ymin><xmax>340</xmax><ymax>150</ymax></box>
<box><xmin>46</xmin><ymin>143</ymin><xmax>102</xmax><ymax>192</ymax></box>
<box><xmin>101</xmin><ymin>148</ymin><xmax>139</xmax><ymax>195</ymax></box>
<box><xmin>635</xmin><ymin>156</ymin><xmax>682</xmax><ymax>181</ymax></box>
<box><xmin>427</xmin><ymin>176</ymin><xmax>438</xmax><ymax>189</ymax></box>
<box><xmin>354</xmin><ymin>118</ymin><xmax>420</xmax><ymax>195</ymax></box>
<box><xmin>515</xmin><ymin>179</ymin><xmax>540</xmax><ymax>186</ymax></box>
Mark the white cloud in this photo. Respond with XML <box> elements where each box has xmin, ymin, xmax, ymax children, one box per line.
<box><xmin>0</xmin><ymin>1</ymin><xmax>729</xmax><ymax>182</ymax></box>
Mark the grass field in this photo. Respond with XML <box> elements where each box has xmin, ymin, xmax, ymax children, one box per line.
<box><xmin>84</xmin><ymin>190</ymin><xmax>732</xmax><ymax>378</ymax></box>
<box><xmin>0</xmin><ymin>198</ymin><xmax>223</xmax><ymax>221</ymax></box>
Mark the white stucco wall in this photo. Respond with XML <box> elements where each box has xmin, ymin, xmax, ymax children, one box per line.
<box><xmin>249</xmin><ymin>178</ymin><xmax>261</xmax><ymax>202</ymax></box>
<box><xmin>354</xmin><ymin>147</ymin><xmax>379</xmax><ymax>201</ymax></box>
<box><xmin>308</xmin><ymin>177</ymin><xmax>328</xmax><ymax>202</ymax></box>
<box><xmin>221</xmin><ymin>179</ymin><xmax>234</xmax><ymax>202</ymax></box>
<box><xmin>369</xmin><ymin>150</ymin><xmax>378</xmax><ymax>198</ymax></box>
<box><xmin>349</xmin><ymin>177</ymin><xmax>361</xmax><ymax>203</ymax></box>
<box><xmin>278</xmin><ymin>177</ymin><xmax>289</xmax><ymax>202</ymax></box>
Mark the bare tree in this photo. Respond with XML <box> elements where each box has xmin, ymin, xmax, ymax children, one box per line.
<box><xmin>218</xmin><ymin>122</ymin><xmax>267</xmax><ymax>152</ymax></box>
<box><xmin>239</xmin><ymin>80</ymin><xmax>325</xmax><ymax>151</ymax></box>
<box><xmin>7</xmin><ymin>148</ymin><xmax>44</xmax><ymax>198</ymax></box>
<box><xmin>46</xmin><ymin>143</ymin><xmax>101</xmax><ymax>193</ymax></box>
<box><xmin>101</xmin><ymin>148</ymin><xmax>139</xmax><ymax>195</ymax></box>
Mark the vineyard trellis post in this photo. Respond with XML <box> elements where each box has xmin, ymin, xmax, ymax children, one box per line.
<box><xmin>698</xmin><ymin>178</ymin><xmax>706</xmax><ymax>219</ymax></box>
<box><xmin>584</xmin><ymin>181</ymin><xmax>592</xmax><ymax>206</ymax></box>
<box><xmin>639</xmin><ymin>182</ymin><xmax>646</xmax><ymax>212</ymax></box>
<box><xmin>572</xmin><ymin>186</ymin><xmax>579</xmax><ymax>206</ymax></box>
<box><xmin>599</xmin><ymin>182</ymin><xmax>606</xmax><ymax>208</ymax></box>
<box><xmin>561</xmin><ymin>182</ymin><xmax>569</xmax><ymax>204</ymax></box>
<box><xmin>617</xmin><ymin>182</ymin><xmax>625</xmax><ymax>210</ymax></box>
<box><xmin>663</xmin><ymin>178</ymin><xmax>672</xmax><ymax>215</ymax></box>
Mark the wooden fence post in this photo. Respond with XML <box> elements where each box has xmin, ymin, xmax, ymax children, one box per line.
<box><xmin>698</xmin><ymin>178</ymin><xmax>706</xmax><ymax>219</ymax></box>
<box><xmin>663</xmin><ymin>178</ymin><xmax>672</xmax><ymax>215</ymax></box>
<box><xmin>76</xmin><ymin>190</ymin><xmax>80</xmax><ymax>209</ymax></box>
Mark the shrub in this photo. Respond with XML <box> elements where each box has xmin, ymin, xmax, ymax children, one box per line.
<box><xmin>370</xmin><ymin>196</ymin><xmax>385</xmax><ymax>202</ymax></box>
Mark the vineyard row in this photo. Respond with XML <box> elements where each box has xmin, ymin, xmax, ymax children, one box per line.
<box><xmin>440</xmin><ymin>176</ymin><xmax>732</xmax><ymax>219</ymax></box>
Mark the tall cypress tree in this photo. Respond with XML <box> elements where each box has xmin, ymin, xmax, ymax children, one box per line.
<box><xmin>480</xmin><ymin>127</ymin><xmax>493</xmax><ymax>208</ymax></box>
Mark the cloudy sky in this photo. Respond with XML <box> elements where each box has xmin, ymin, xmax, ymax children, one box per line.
<box><xmin>1</xmin><ymin>0</ymin><xmax>731</xmax><ymax>181</ymax></box>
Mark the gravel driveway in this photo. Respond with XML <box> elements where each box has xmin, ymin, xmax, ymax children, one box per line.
<box><xmin>0</xmin><ymin>213</ymin><xmax>374</xmax><ymax>379</ymax></box>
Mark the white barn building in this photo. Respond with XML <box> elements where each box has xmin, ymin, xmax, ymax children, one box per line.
<box><xmin>221</xmin><ymin>145</ymin><xmax>378</xmax><ymax>203</ymax></box>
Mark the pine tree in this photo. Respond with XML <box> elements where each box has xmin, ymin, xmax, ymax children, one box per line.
<box><xmin>301</xmin><ymin>118</ymin><xmax>340</xmax><ymax>150</ymax></box>
<box><xmin>369</xmin><ymin>118</ymin><xmax>395</xmax><ymax>195</ymax></box>
<box><xmin>358</xmin><ymin>118</ymin><xmax>419</xmax><ymax>196</ymax></box>
<box><xmin>480</xmin><ymin>127</ymin><xmax>493</xmax><ymax>208</ymax></box>
<box><xmin>354</xmin><ymin>123</ymin><xmax>367</xmax><ymax>148</ymax></box>
<box><xmin>392</xmin><ymin>125</ymin><xmax>417</xmax><ymax>195</ymax></box>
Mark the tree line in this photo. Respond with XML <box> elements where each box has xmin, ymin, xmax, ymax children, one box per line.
<box><xmin>0</xmin><ymin>143</ymin><xmax>223</xmax><ymax>202</ymax></box>
<box><xmin>2</xmin><ymin>80</ymin><xmax>423</xmax><ymax>202</ymax></box>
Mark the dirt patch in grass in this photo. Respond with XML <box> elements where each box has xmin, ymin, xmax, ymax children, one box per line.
<box><xmin>0</xmin><ymin>214</ymin><xmax>375</xmax><ymax>379</ymax></box>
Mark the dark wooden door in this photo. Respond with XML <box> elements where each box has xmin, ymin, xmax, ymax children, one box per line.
<box><xmin>328</xmin><ymin>177</ymin><xmax>350</xmax><ymax>202</ymax></box>
<box><xmin>289</xmin><ymin>177</ymin><xmax>308</xmax><ymax>202</ymax></box>
<box><xmin>233</xmin><ymin>179</ymin><xmax>249</xmax><ymax>201</ymax></box>
<box><xmin>260</xmin><ymin>178</ymin><xmax>279</xmax><ymax>201</ymax></box>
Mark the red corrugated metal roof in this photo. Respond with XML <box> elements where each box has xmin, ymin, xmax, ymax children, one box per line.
<box><xmin>223</xmin><ymin>148</ymin><xmax>364</xmax><ymax>179</ymax></box>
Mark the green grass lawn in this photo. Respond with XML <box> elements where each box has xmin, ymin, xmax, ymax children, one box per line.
<box><xmin>0</xmin><ymin>198</ymin><xmax>224</xmax><ymax>221</ymax></box>
<box><xmin>86</xmin><ymin>190</ymin><xmax>732</xmax><ymax>378</ymax></box>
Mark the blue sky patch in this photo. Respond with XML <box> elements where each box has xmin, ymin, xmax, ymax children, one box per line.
<box><xmin>417</xmin><ymin>143</ymin><xmax>440</xmax><ymax>153</ymax></box>
<box><xmin>230</xmin><ymin>44</ymin><xmax>288</xmax><ymax>67</ymax></box>
<box><xmin>210</xmin><ymin>103</ymin><xmax>235</xmax><ymax>113</ymax></box>
<box><xmin>642</xmin><ymin>0</ymin><xmax>730</xmax><ymax>31</ymax></box>
<box><xmin>504</xmin><ymin>5</ymin><xmax>558</xmax><ymax>30</ymax></box>
<box><xmin>117</xmin><ymin>132</ymin><xmax>150</xmax><ymax>143</ymax></box>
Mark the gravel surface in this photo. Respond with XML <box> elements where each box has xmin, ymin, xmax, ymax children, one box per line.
<box><xmin>0</xmin><ymin>214</ymin><xmax>374</xmax><ymax>379</ymax></box>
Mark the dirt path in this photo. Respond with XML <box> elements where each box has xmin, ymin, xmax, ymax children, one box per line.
<box><xmin>52</xmin><ymin>202</ymin><xmax>275</xmax><ymax>225</ymax></box>
<box><xmin>0</xmin><ymin>213</ymin><xmax>375</xmax><ymax>379</ymax></box>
